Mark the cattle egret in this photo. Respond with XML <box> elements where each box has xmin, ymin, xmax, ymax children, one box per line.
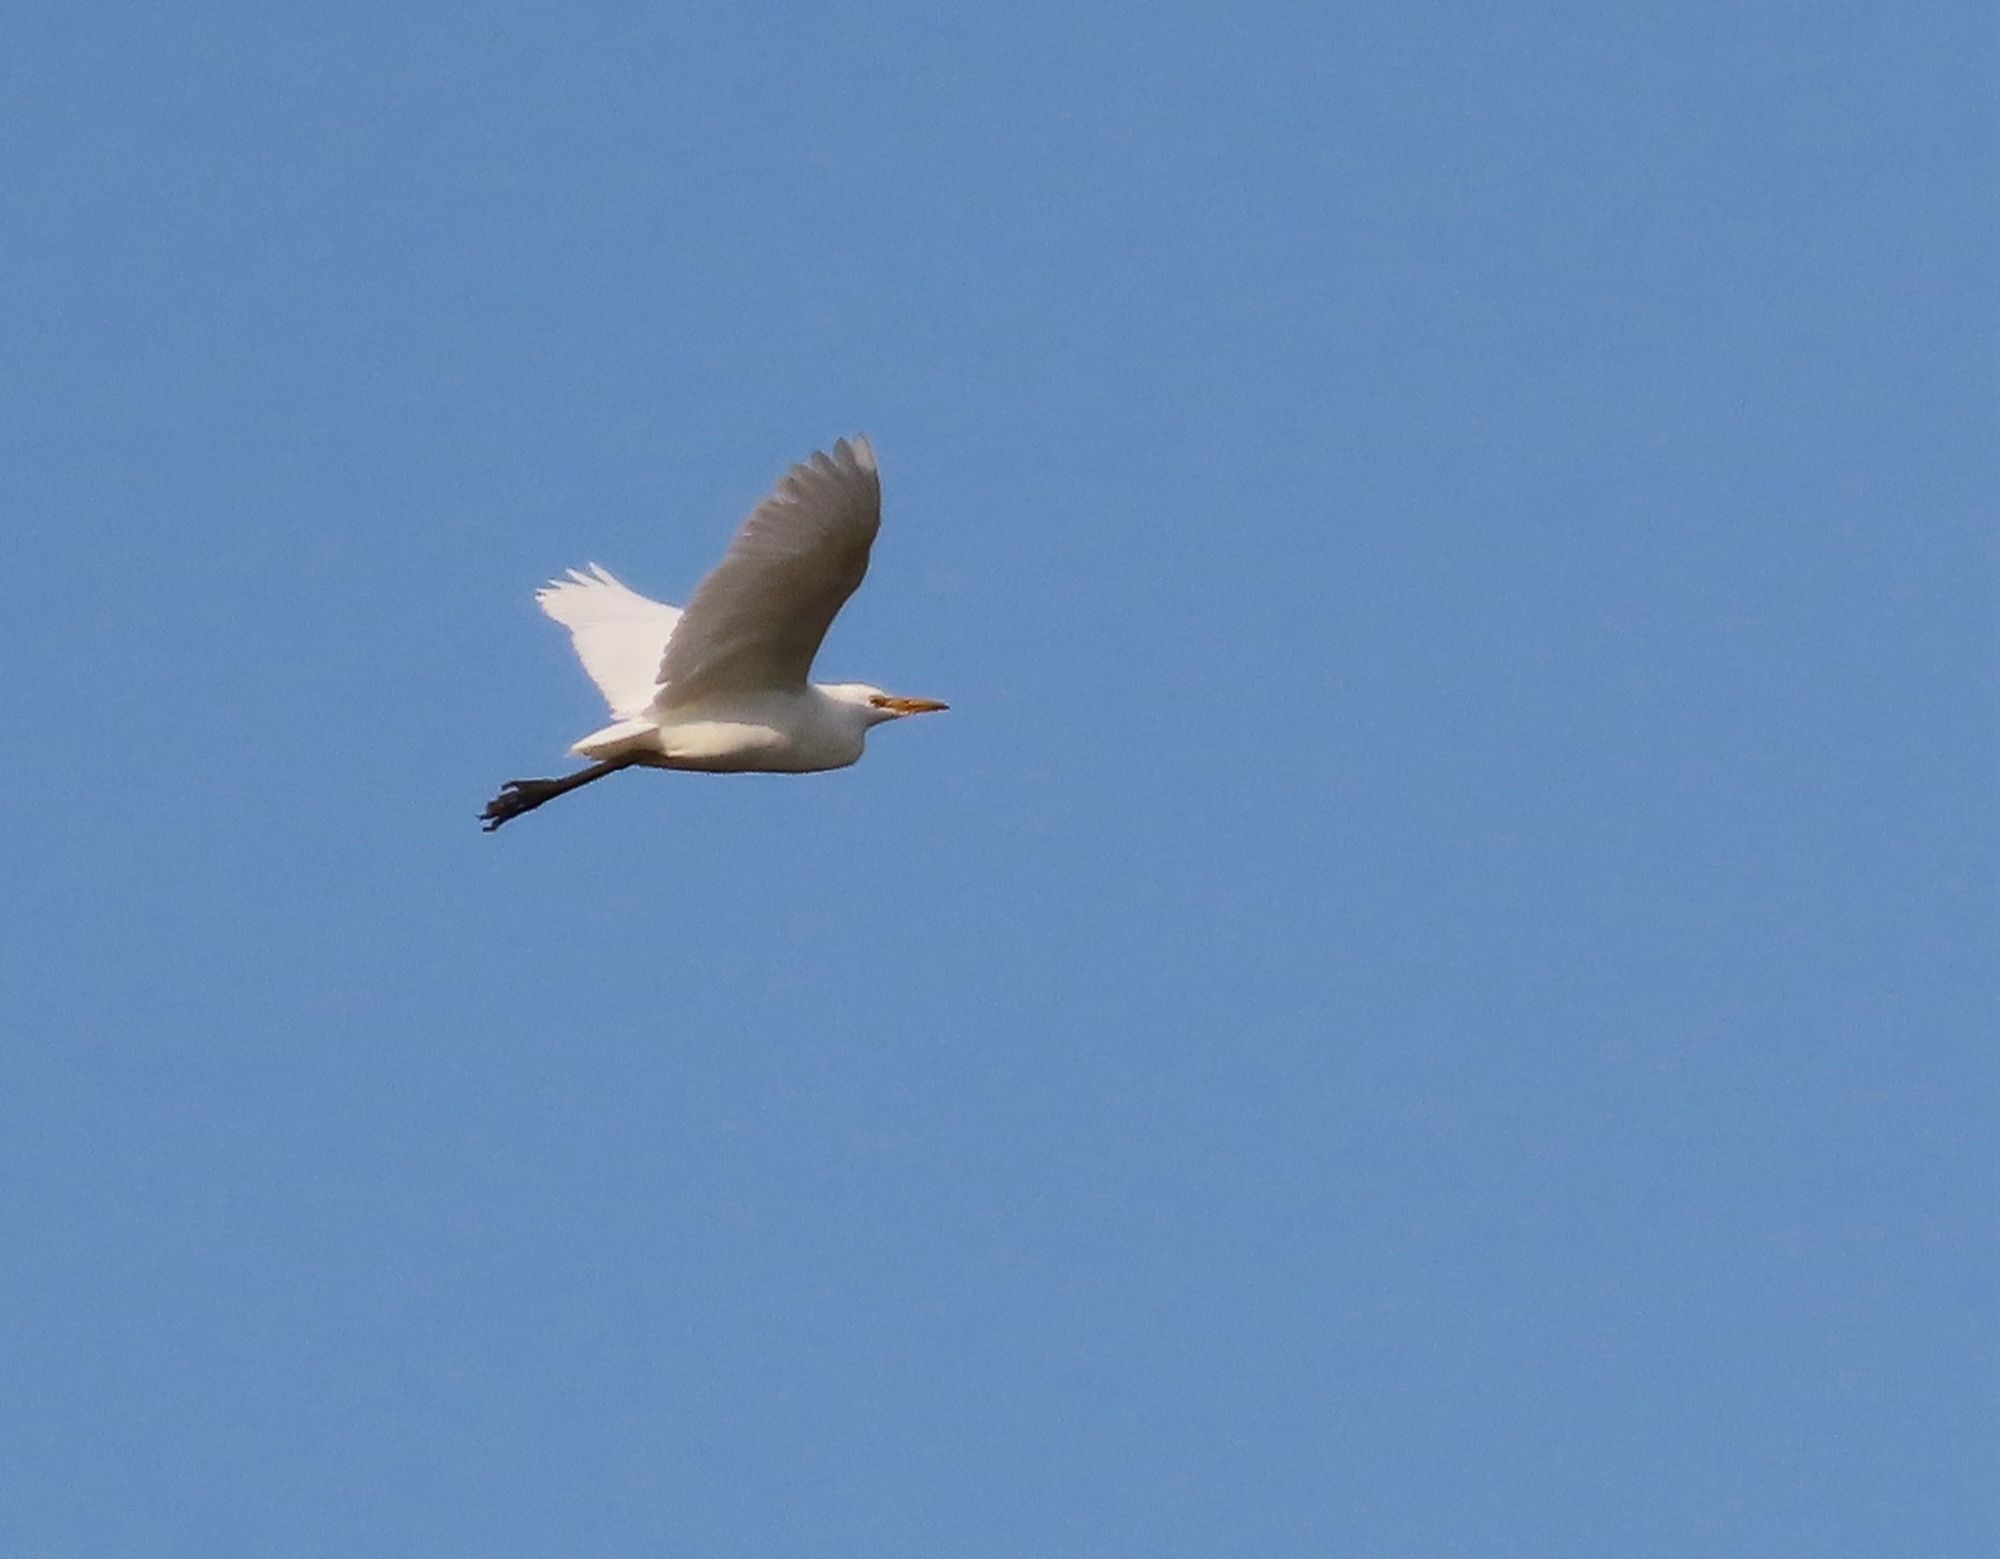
<box><xmin>481</xmin><ymin>436</ymin><xmax>945</xmax><ymax>830</ymax></box>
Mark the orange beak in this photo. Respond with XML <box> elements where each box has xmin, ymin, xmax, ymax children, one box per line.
<box><xmin>875</xmin><ymin>696</ymin><xmax>950</xmax><ymax>716</ymax></box>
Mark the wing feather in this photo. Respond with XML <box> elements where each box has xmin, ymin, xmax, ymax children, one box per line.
<box><xmin>653</xmin><ymin>436</ymin><xmax>881</xmax><ymax>707</ymax></box>
<box><xmin>535</xmin><ymin>564</ymin><xmax>682</xmax><ymax>718</ymax></box>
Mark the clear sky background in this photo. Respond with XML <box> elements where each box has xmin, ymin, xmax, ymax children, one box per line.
<box><xmin>2</xmin><ymin>4</ymin><xmax>1991</xmax><ymax>1555</ymax></box>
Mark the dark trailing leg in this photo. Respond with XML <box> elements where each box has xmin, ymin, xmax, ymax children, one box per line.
<box><xmin>480</xmin><ymin>759</ymin><xmax>635</xmax><ymax>832</ymax></box>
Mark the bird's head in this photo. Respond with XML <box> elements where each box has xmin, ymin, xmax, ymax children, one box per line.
<box><xmin>827</xmin><ymin>683</ymin><xmax>950</xmax><ymax>727</ymax></box>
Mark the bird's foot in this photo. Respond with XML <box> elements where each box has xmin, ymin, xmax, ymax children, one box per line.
<box><xmin>480</xmin><ymin>777</ymin><xmax>561</xmax><ymax>832</ymax></box>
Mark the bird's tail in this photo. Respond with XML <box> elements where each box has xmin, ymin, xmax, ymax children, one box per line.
<box><xmin>570</xmin><ymin>717</ymin><xmax>662</xmax><ymax>761</ymax></box>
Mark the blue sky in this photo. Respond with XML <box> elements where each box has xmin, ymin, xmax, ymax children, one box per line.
<box><xmin>2</xmin><ymin>3</ymin><xmax>1991</xmax><ymax>1554</ymax></box>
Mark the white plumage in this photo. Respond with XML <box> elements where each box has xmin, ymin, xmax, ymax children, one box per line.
<box><xmin>482</xmin><ymin>437</ymin><xmax>946</xmax><ymax>831</ymax></box>
<box><xmin>533</xmin><ymin>564</ymin><xmax>682</xmax><ymax>720</ymax></box>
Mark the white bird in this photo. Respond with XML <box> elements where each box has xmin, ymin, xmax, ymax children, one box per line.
<box><xmin>481</xmin><ymin>436</ymin><xmax>946</xmax><ymax>831</ymax></box>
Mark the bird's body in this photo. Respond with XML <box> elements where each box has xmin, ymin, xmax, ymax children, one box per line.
<box><xmin>571</xmin><ymin>684</ymin><xmax>900</xmax><ymax>773</ymax></box>
<box><xmin>482</xmin><ymin>437</ymin><xmax>945</xmax><ymax>830</ymax></box>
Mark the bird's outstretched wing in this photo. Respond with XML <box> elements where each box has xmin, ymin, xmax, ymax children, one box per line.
<box><xmin>654</xmin><ymin>436</ymin><xmax>881</xmax><ymax>708</ymax></box>
<box><xmin>536</xmin><ymin>564</ymin><xmax>683</xmax><ymax>719</ymax></box>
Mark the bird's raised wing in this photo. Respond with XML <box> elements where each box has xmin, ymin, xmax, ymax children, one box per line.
<box><xmin>654</xmin><ymin>437</ymin><xmax>881</xmax><ymax>708</ymax></box>
<box><xmin>536</xmin><ymin>564</ymin><xmax>683</xmax><ymax>718</ymax></box>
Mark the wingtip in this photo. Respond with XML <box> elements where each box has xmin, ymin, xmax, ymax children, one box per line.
<box><xmin>538</xmin><ymin>563</ymin><xmax>617</xmax><ymax>594</ymax></box>
<box><xmin>791</xmin><ymin>436</ymin><xmax>876</xmax><ymax>495</ymax></box>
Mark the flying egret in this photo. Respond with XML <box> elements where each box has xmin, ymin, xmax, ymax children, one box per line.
<box><xmin>481</xmin><ymin>436</ymin><xmax>946</xmax><ymax>831</ymax></box>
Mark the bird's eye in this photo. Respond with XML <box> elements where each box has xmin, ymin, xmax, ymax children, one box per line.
<box><xmin>868</xmin><ymin>694</ymin><xmax>891</xmax><ymax>708</ymax></box>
